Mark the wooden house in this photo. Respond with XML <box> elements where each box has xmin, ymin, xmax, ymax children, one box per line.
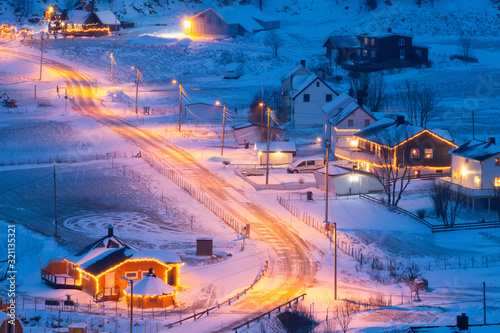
<box><xmin>291</xmin><ymin>75</ymin><xmax>340</xmax><ymax>129</ymax></box>
<box><xmin>254</xmin><ymin>141</ymin><xmax>296</xmax><ymax>165</ymax></box>
<box><xmin>435</xmin><ymin>138</ymin><xmax>500</xmax><ymax>212</ymax></box>
<box><xmin>184</xmin><ymin>6</ymin><xmax>279</xmax><ymax>37</ymax></box>
<box><xmin>341</xmin><ymin>32</ymin><xmax>429</xmax><ymax>72</ymax></box>
<box><xmin>323</xmin><ymin>36</ymin><xmax>360</xmax><ymax>64</ymax></box>
<box><xmin>124</xmin><ymin>268</ymin><xmax>176</xmax><ymax>308</ymax></box>
<box><xmin>323</xmin><ymin>93</ymin><xmax>377</xmax><ymax>154</ymax></box>
<box><xmin>42</xmin><ymin>226</ymin><xmax>182</xmax><ymax>302</ymax></box>
<box><xmin>335</xmin><ymin>116</ymin><xmax>457</xmax><ymax>177</ymax></box>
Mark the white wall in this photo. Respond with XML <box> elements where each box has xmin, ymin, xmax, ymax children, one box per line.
<box><xmin>259</xmin><ymin>152</ymin><xmax>293</xmax><ymax>165</ymax></box>
<box><xmin>482</xmin><ymin>156</ymin><xmax>500</xmax><ymax>189</ymax></box>
<box><xmin>294</xmin><ymin>79</ymin><xmax>337</xmax><ymax>129</ymax></box>
<box><xmin>451</xmin><ymin>155</ymin><xmax>482</xmax><ymax>189</ymax></box>
<box><xmin>314</xmin><ymin>172</ymin><xmax>384</xmax><ymax>195</ymax></box>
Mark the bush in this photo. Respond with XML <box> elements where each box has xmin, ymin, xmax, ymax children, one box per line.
<box><xmin>417</xmin><ymin>209</ymin><xmax>426</xmax><ymax>218</ymax></box>
<box><xmin>366</xmin><ymin>0</ymin><xmax>378</xmax><ymax>10</ymax></box>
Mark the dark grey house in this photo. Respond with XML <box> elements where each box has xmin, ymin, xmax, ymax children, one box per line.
<box><xmin>323</xmin><ymin>35</ymin><xmax>360</xmax><ymax>64</ymax></box>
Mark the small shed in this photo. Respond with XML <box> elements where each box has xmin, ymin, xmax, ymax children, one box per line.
<box><xmin>68</xmin><ymin>323</ymin><xmax>87</xmax><ymax>333</ymax></box>
<box><xmin>124</xmin><ymin>268</ymin><xmax>176</xmax><ymax>308</ymax></box>
<box><xmin>0</xmin><ymin>312</ymin><xmax>23</xmax><ymax>333</ymax></box>
<box><xmin>232</xmin><ymin>122</ymin><xmax>285</xmax><ymax>145</ymax></box>
<box><xmin>254</xmin><ymin>141</ymin><xmax>296</xmax><ymax>165</ymax></box>
<box><xmin>313</xmin><ymin>165</ymin><xmax>384</xmax><ymax>196</ymax></box>
<box><xmin>196</xmin><ymin>238</ymin><xmax>213</xmax><ymax>256</ymax></box>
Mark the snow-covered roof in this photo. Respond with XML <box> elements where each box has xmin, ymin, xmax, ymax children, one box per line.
<box><xmin>449</xmin><ymin>139</ymin><xmax>500</xmax><ymax>162</ymax></box>
<box><xmin>315</xmin><ymin>165</ymin><xmax>351</xmax><ymax>177</ymax></box>
<box><xmin>67</xmin><ymin>10</ymin><xmax>90</xmax><ymax>24</ymax></box>
<box><xmin>280</xmin><ymin>64</ymin><xmax>311</xmax><ymax>82</ymax></box>
<box><xmin>357</xmin><ymin>32</ymin><xmax>412</xmax><ymax>39</ymax></box>
<box><xmin>291</xmin><ymin>75</ymin><xmax>339</xmax><ymax>100</ymax></box>
<box><xmin>254</xmin><ymin>141</ymin><xmax>296</xmax><ymax>153</ymax></box>
<box><xmin>216</xmin><ymin>5</ymin><xmax>268</xmax><ymax>33</ymax></box>
<box><xmin>124</xmin><ymin>270</ymin><xmax>175</xmax><ymax>296</ymax></box>
<box><xmin>72</xmin><ymin>233</ymin><xmax>139</xmax><ymax>265</ymax></box>
<box><xmin>323</xmin><ymin>35</ymin><xmax>360</xmax><ymax>48</ymax></box>
<box><xmin>324</xmin><ymin>93</ymin><xmax>376</xmax><ymax>126</ymax></box>
<box><xmin>95</xmin><ymin>10</ymin><xmax>120</xmax><ymax>25</ymax></box>
<box><xmin>77</xmin><ymin>246</ymin><xmax>137</xmax><ymax>275</ymax></box>
<box><xmin>225</xmin><ymin>62</ymin><xmax>242</xmax><ymax>70</ymax></box>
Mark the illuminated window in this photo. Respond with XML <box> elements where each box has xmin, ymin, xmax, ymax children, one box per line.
<box><xmin>424</xmin><ymin>148</ymin><xmax>433</xmax><ymax>158</ymax></box>
<box><xmin>495</xmin><ymin>158</ymin><xmax>500</xmax><ymax>166</ymax></box>
<box><xmin>474</xmin><ymin>176</ymin><xmax>480</xmax><ymax>186</ymax></box>
<box><xmin>371</xmin><ymin>38</ymin><xmax>375</xmax><ymax>45</ymax></box>
<box><xmin>363</xmin><ymin>49</ymin><xmax>368</xmax><ymax>56</ymax></box>
<box><xmin>495</xmin><ymin>178</ymin><xmax>500</xmax><ymax>187</ymax></box>
<box><xmin>364</xmin><ymin>37</ymin><xmax>368</xmax><ymax>44</ymax></box>
<box><xmin>411</xmin><ymin>149</ymin><xmax>419</xmax><ymax>158</ymax></box>
<box><xmin>303</xmin><ymin>94</ymin><xmax>310</xmax><ymax>102</ymax></box>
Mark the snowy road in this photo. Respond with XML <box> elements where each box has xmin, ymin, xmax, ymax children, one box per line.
<box><xmin>2</xmin><ymin>48</ymin><xmax>316</xmax><ymax>331</ymax></box>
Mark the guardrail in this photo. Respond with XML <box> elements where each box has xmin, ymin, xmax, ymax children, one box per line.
<box><xmin>165</xmin><ymin>261</ymin><xmax>269</xmax><ymax>329</ymax></box>
<box><xmin>232</xmin><ymin>293</ymin><xmax>306</xmax><ymax>333</ymax></box>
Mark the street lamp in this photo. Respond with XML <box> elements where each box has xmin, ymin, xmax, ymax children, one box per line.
<box><xmin>110</xmin><ymin>52</ymin><xmax>114</xmax><ymax>87</ymax></box>
<box><xmin>265</xmin><ymin>106</ymin><xmax>271</xmax><ymax>185</ymax></box>
<box><xmin>173</xmin><ymin>80</ymin><xmax>182</xmax><ymax>131</ymax></box>
<box><xmin>121</xmin><ymin>276</ymin><xmax>134</xmax><ymax>333</ymax></box>
<box><xmin>134</xmin><ymin>67</ymin><xmax>140</xmax><ymax>115</ymax></box>
<box><xmin>216</xmin><ymin>101</ymin><xmax>227</xmax><ymax>156</ymax></box>
<box><xmin>259</xmin><ymin>102</ymin><xmax>264</xmax><ymax>124</ymax></box>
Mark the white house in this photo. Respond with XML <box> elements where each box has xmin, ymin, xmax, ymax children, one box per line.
<box><xmin>281</xmin><ymin>62</ymin><xmax>311</xmax><ymax>120</ymax></box>
<box><xmin>313</xmin><ymin>165</ymin><xmax>384</xmax><ymax>196</ymax></box>
<box><xmin>290</xmin><ymin>75</ymin><xmax>340</xmax><ymax>129</ymax></box>
<box><xmin>323</xmin><ymin>93</ymin><xmax>376</xmax><ymax>153</ymax></box>
<box><xmin>254</xmin><ymin>141</ymin><xmax>296</xmax><ymax>165</ymax></box>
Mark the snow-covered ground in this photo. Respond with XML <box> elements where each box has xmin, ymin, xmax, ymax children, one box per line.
<box><xmin>2</xmin><ymin>0</ymin><xmax>500</xmax><ymax>332</ymax></box>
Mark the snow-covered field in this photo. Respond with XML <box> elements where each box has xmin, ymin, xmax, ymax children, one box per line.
<box><xmin>2</xmin><ymin>0</ymin><xmax>500</xmax><ymax>332</ymax></box>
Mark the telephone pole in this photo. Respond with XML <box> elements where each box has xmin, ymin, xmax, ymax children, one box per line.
<box><xmin>265</xmin><ymin>106</ymin><xmax>271</xmax><ymax>185</ymax></box>
<box><xmin>110</xmin><ymin>52</ymin><xmax>114</xmax><ymax>87</ymax></box>
<box><xmin>39</xmin><ymin>37</ymin><xmax>45</xmax><ymax>81</ymax></box>
<box><xmin>178</xmin><ymin>82</ymin><xmax>182</xmax><ymax>132</ymax></box>
<box><xmin>221</xmin><ymin>103</ymin><xmax>226</xmax><ymax>156</ymax></box>
<box><xmin>134</xmin><ymin>67</ymin><xmax>140</xmax><ymax>114</ymax></box>
<box><xmin>53</xmin><ymin>165</ymin><xmax>58</xmax><ymax>238</ymax></box>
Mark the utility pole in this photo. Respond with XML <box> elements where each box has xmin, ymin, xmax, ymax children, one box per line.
<box><xmin>178</xmin><ymin>82</ymin><xmax>182</xmax><ymax>132</ymax></box>
<box><xmin>334</xmin><ymin>221</ymin><xmax>337</xmax><ymax>300</ymax></box>
<box><xmin>39</xmin><ymin>37</ymin><xmax>45</xmax><ymax>81</ymax></box>
<box><xmin>134</xmin><ymin>67</ymin><xmax>139</xmax><ymax>115</ymax></box>
<box><xmin>53</xmin><ymin>165</ymin><xmax>58</xmax><ymax>238</ymax></box>
<box><xmin>265</xmin><ymin>106</ymin><xmax>271</xmax><ymax>185</ymax></box>
<box><xmin>221</xmin><ymin>103</ymin><xmax>226</xmax><ymax>156</ymax></box>
<box><xmin>472</xmin><ymin>111</ymin><xmax>475</xmax><ymax>140</ymax></box>
<box><xmin>483</xmin><ymin>282</ymin><xmax>486</xmax><ymax>324</ymax></box>
<box><xmin>110</xmin><ymin>52</ymin><xmax>114</xmax><ymax>87</ymax></box>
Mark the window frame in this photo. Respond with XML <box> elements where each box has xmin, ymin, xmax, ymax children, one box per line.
<box><xmin>474</xmin><ymin>176</ymin><xmax>480</xmax><ymax>186</ymax></box>
<box><xmin>303</xmin><ymin>94</ymin><xmax>310</xmax><ymax>102</ymax></box>
<box><xmin>364</xmin><ymin>119</ymin><xmax>370</xmax><ymax>127</ymax></box>
<box><xmin>424</xmin><ymin>148</ymin><xmax>433</xmax><ymax>159</ymax></box>
<box><xmin>411</xmin><ymin>149</ymin><xmax>420</xmax><ymax>158</ymax></box>
<box><xmin>125</xmin><ymin>271</ymin><xmax>139</xmax><ymax>279</ymax></box>
<box><xmin>495</xmin><ymin>157</ymin><xmax>500</xmax><ymax>166</ymax></box>
<box><xmin>399</xmin><ymin>38</ymin><xmax>405</xmax><ymax>46</ymax></box>
<box><xmin>495</xmin><ymin>177</ymin><xmax>500</xmax><ymax>187</ymax></box>
<box><xmin>347</xmin><ymin>119</ymin><xmax>354</xmax><ymax>128</ymax></box>
<box><xmin>326</xmin><ymin>94</ymin><xmax>333</xmax><ymax>102</ymax></box>
<box><xmin>371</xmin><ymin>50</ymin><xmax>376</xmax><ymax>58</ymax></box>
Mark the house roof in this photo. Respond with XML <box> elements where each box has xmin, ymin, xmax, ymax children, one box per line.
<box><xmin>124</xmin><ymin>270</ymin><xmax>175</xmax><ymax>296</ymax></box>
<box><xmin>67</xmin><ymin>10</ymin><xmax>90</xmax><ymax>24</ymax></box>
<box><xmin>315</xmin><ymin>165</ymin><xmax>351</xmax><ymax>177</ymax></box>
<box><xmin>291</xmin><ymin>75</ymin><xmax>340</xmax><ymax>100</ymax></box>
<box><xmin>254</xmin><ymin>141</ymin><xmax>296</xmax><ymax>153</ymax></box>
<box><xmin>449</xmin><ymin>140</ymin><xmax>500</xmax><ymax>162</ymax></box>
<box><xmin>322</xmin><ymin>35</ymin><xmax>360</xmax><ymax>48</ymax></box>
<box><xmin>217</xmin><ymin>5</ymin><xmax>276</xmax><ymax>33</ymax></box>
<box><xmin>77</xmin><ymin>246</ymin><xmax>136</xmax><ymax>276</ymax></box>
<box><xmin>232</xmin><ymin>122</ymin><xmax>283</xmax><ymax>130</ymax></box>
<box><xmin>323</xmin><ymin>93</ymin><xmax>376</xmax><ymax>125</ymax></box>
<box><xmin>94</xmin><ymin>10</ymin><xmax>120</xmax><ymax>25</ymax></box>
<box><xmin>72</xmin><ymin>233</ymin><xmax>139</xmax><ymax>265</ymax></box>
<box><xmin>281</xmin><ymin>64</ymin><xmax>311</xmax><ymax>82</ymax></box>
<box><xmin>354</xmin><ymin>118</ymin><xmax>453</xmax><ymax>148</ymax></box>
<box><xmin>357</xmin><ymin>32</ymin><xmax>412</xmax><ymax>39</ymax></box>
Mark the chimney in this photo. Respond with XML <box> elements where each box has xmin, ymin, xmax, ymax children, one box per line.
<box><xmin>107</xmin><ymin>225</ymin><xmax>114</xmax><ymax>237</ymax></box>
<box><xmin>456</xmin><ymin>313</ymin><xmax>468</xmax><ymax>331</ymax></box>
<box><xmin>357</xmin><ymin>96</ymin><xmax>364</xmax><ymax>107</ymax></box>
<box><xmin>488</xmin><ymin>137</ymin><xmax>496</xmax><ymax>144</ymax></box>
<box><xmin>396</xmin><ymin>115</ymin><xmax>405</xmax><ymax>125</ymax></box>
<box><xmin>387</xmin><ymin>27</ymin><xmax>392</xmax><ymax>33</ymax></box>
<box><xmin>300</xmin><ymin>59</ymin><xmax>306</xmax><ymax>67</ymax></box>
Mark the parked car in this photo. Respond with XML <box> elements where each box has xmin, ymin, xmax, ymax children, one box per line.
<box><xmin>224</xmin><ymin>62</ymin><xmax>244</xmax><ymax>79</ymax></box>
<box><xmin>287</xmin><ymin>158</ymin><xmax>325</xmax><ymax>173</ymax></box>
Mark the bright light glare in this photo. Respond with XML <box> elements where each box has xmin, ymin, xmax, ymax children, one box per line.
<box><xmin>351</xmin><ymin>140</ymin><xmax>358</xmax><ymax>147</ymax></box>
<box><xmin>349</xmin><ymin>175</ymin><xmax>358</xmax><ymax>182</ymax></box>
<box><xmin>461</xmin><ymin>167</ymin><xmax>469</xmax><ymax>175</ymax></box>
<box><xmin>316</xmin><ymin>137</ymin><xmax>322</xmax><ymax>142</ymax></box>
<box><xmin>172</xmin><ymin>79</ymin><xmax>177</xmax><ymax>84</ymax></box>
<box><xmin>215</xmin><ymin>101</ymin><xmax>220</xmax><ymax>106</ymax></box>
<box><xmin>184</xmin><ymin>20</ymin><xmax>191</xmax><ymax>29</ymax></box>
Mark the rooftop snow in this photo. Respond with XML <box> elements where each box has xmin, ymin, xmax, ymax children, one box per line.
<box><xmin>323</xmin><ymin>35</ymin><xmax>360</xmax><ymax>48</ymax></box>
<box><xmin>124</xmin><ymin>273</ymin><xmax>175</xmax><ymax>296</ymax></box>
<box><xmin>254</xmin><ymin>141</ymin><xmax>296</xmax><ymax>153</ymax></box>
<box><xmin>95</xmin><ymin>10</ymin><xmax>120</xmax><ymax>25</ymax></box>
<box><xmin>449</xmin><ymin>139</ymin><xmax>500</xmax><ymax>162</ymax></box>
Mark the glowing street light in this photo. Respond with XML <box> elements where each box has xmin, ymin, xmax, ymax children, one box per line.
<box><xmin>120</xmin><ymin>276</ymin><xmax>134</xmax><ymax>333</ymax></box>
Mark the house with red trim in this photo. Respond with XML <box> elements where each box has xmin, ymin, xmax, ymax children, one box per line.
<box><xmin>42</xmin><ymin>226</ymin><xmax>182</xmax><ymax>302</ymax></box>
<box><xmin>335</xmin><ymin>116</ymin><xmax>457</xmax><ymax>178</ymax></box>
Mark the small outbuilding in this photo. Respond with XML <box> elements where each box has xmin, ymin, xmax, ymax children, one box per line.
<box><xmin>232</xmin><ymin>122</ymin><xmax>285</xmax><ymax>145</ymax></box>
<box><xmin>0</xmin><ymin>312</ymin><xmax>23</xmax><ymax>333</ymax></box>
<box><xmin>313</xmin><ymin>165</ymin><xmax>384</xmax><ymax>196</ymax></box>
<box><xmin>124</xmin><ymin>268</ymin><xmax>176</xmax><ymax>308</ymax></box>
<box><xmin>254</xmin><ymin>141</ymin><xmax>296</xmax><ymax>165</ymax></box>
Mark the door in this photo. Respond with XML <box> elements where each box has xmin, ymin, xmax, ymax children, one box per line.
<box><xmin>104</xmin><ymin>272</ymin><xmax>115</xmax><ymax>294</ymax></box>
<box><xmin>400</xmin><ymin>50</ymin><xmax>405</xmax><ymax>59</ymax></box>
<box><xmin>414</xmin><ymin>170</ymin><xmax>421</xmax><ymax>178</ymax></box>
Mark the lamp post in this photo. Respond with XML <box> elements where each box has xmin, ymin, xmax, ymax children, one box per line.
<box><xmin>217</xmin><ymin>101</ymin><xmax>227</xmax><ymax>156</ymax></box>
<box><xmin>172</xmin><ymin>80</ymin><xmax>182</xmax><ymax>132</ymax></box>
<box><xmin>39</xmin><ymin>37</ymin><xmax>45</xmax><ymax>81</ymax></box>
<box><xmin>134</xmin><ymin>67</ymin><xmax>140</xmax><ymax>115</ymax></box>
<box><xmin>110</xmin><ymin>52</ymin><xmax>114</xmax><ymax>87</ymax></box>
<box><xmin>265</xmin><ymin>106</ymin><xmax>271</xmax><ymax>185</ymax></box>
<box><xmin>259</xmin><ymin>102</ymin><xmax>264</xmax><ymax>124</ymax></box>
<box><xmin>121</xmin><ymin>277</ymin><xmax>134</xmax><ymax>333</ymax></box>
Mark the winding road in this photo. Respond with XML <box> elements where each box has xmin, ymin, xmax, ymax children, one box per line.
<box><xmin>1</xmin><ymin>47</ymin><xmax>316</xmax><ymax>331</ymax></box>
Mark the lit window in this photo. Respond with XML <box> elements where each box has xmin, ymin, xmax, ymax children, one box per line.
<box><xmin>495</xmin><ymin>158</ymin><xmax>500</xmax><ymax>166</ymax></box>
<box><xmin>424</xmin><ymin>148</ymin><xmax>433</xmax><ymax>158</ymax></box>
<box><xmin>371</xmin><ymin>38</ymin><xmax>375</xmax><ymax>45</ymax></box>
<box><xmin>411</xmin><ymin>149</ymin><xmax>419</xmax><ymax>158</ymax></box>
<box><xmin>474</xmin><ymin>176</ymin><xmax>480</xmax><ymax>186</ymax></box>
<box><xmin>364</xmin><ymin>37</ymin><xmax>368</xmax><ymax>44</ymax></box>
<box><xmin>303</xmin><ymin>94</ymin><xmax>310</xmax><ymax>102</ymax></box>
<box><xmin>495</xmin><ymin>178</ymin><xmax>500</xmax><ymax>187</ymax></box>
<box><xmin>363</xmin><ymin>49</ymin><xmax>368</xmax><ymax>56</ymax></box>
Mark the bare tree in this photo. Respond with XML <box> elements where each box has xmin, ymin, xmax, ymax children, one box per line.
<box><xmin>430</xmin><ymin>182</ymin><xmax>463</xmax><ymax>227</ymax></box>
<box><xmin>336</xmin><ymin>300</ymin><xmax>356</xmax><ymax>333</ymax></box>
<box><xmin>263</xmin><ymin>30</ymin><xmax>283</xmax><ymax>58</ymax></box>
<box><xmin>449</xmin><ymin>186</ymin><xmax>464</xmax><ymax>227</ymax></box>
<box><xmin>365</xmin><ymin>73</ymin><xmax>388</xmax><ymax>113</ymax></box>
<box><xmin>371</xmin><ymin>126</ymin><xmax>413</xmax><ymax>207</ymax></box>
<box><xmin>250</xmin><ymin>86</ymin><xmax>284</xmax><ymax>123</ymax></box>
<box><xmin>15</xmin><ymin>0</ymin><xmax>33</xmax><ymax>18</ymax></box>
<box><xmin>459</xmin><ymin>35</ymin><xmax>474</xmax><ymax>63</ymax></box>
